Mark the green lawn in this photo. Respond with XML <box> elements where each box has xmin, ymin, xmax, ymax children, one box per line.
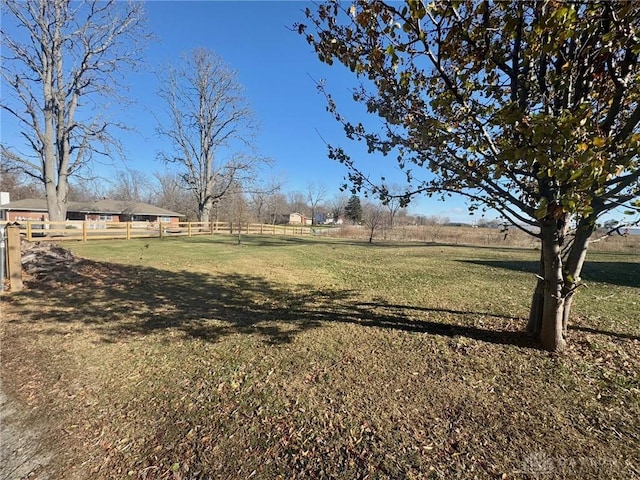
<box><xmin>2</xmin><ymin>235</ymin><xmax>638</xmax><ymax>479</ymax></box>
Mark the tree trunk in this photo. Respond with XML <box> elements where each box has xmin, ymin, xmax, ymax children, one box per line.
<box><xmin>540</xmin><ymin>223</ymin><xmax>566</xmax><ymax>352</ymax></box>
<box><xmin>45</xmin><ymin>185</ymin><xmax>68</xmax><ymax>222</ymax></box>
<box><xmin>526</xmin><ymin>223</ymin><xmax>566</xmax><ymax>352</ymax></box>
<box><xmin>560</xmin><ymin>218</ymin><xmax>594</xmax><ymax>336</ymax></box>
<box><xmin>527</xmin><ymin>218</ymin><xmax>595</xmax><ymax>352</ymax></box>
<box><xmin>526</xmin><ymin>250</ymin><xmax>545</xmax><ymax>337</ymax></box>
<box><xmin>200</xmin><ymin>199</ymin><xmax>213</xmax><ymax>224</ymax></box>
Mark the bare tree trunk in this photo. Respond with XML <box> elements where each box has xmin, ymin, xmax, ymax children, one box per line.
<box><xmin>528</xmin><ymin>219</ymin><xmax>594</xmax><ymax>352</ymax></box>
<box><xmin>560</xmin><ymin>219</ymin><xmax>594</xmax><ymax>336</ymax></box>
<box><xmin>540</xmin><ymin>246</ymin><xmax>566</xmax><ymax>352</ymax></box>
<box><xmin>45</xmin><ymin>182</ymin><xmax>68</xmax><ymax>222</ymax></box>
<box><xmin>200</xmin><ymin>199</ymin><xmax>213</xmax><ymax>224</ymax></box>
<box><xmin>525</xmin><ymin>223</ymin><xmax>566</xmax><ymax>352</ymax></box>
<box><xmin>526</xmin><ymin>250</ymin><xmax>545</xmax><ymax>336</ymax></box>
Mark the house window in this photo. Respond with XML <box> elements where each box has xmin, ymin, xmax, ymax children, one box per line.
<box><xmin>159</xmin><ymin>216</ymin><xmax>171</xmax><ymax>223</ymax></box>
<box><xmin>99</xmin><ymin>215</ymin><xmax>113</xmax><ymax>221</ymax></box>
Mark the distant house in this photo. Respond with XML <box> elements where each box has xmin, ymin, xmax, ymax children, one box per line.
<box><xmin>323</xmin><ymin>215</ymin><xmax>344</xmax><ymax>225</ymax></box>
<box><xmin>289</xmin><ymin>212</ymin><xmax>312</xmax><ymax>225</ymax></box>
<box><xmin>0</xmin><ymin>198</ymin><xmax>183</xmax><ymax>224</ymax></box>
<box><xmin>313</xmin><ymin>212</ymin><xmax>328</xmax><ymax>225</ymax></box>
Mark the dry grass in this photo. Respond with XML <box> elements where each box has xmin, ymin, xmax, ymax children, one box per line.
<box><xmin>1</xmin><ymin>235</ymin><xmax>638</xmax><ymax>479</ymax></box>
<box><xmin>325</xmin><ymin>224</ymin><xmax>640</xmax><ymax>254</ymax></box>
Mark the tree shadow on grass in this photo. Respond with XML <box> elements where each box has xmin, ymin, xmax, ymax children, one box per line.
<box><xmin>179</xmin><ymin>235</ymin><xmax>326</xmax><ymax>248</ymax></box>
<box><xmin>460</xmin><ymin>259</ymin><xmax>640</xmax><ymax>288</ymax></box>
<box><xmin>5</xmin><ymin>257</ymin><xmax>620</xmax><ymax>349</ymax></box>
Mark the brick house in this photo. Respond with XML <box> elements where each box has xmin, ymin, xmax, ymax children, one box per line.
<box><xmin>0</xmin><ymin>198</ymin><xmax>183</xmax><ymax>224</ymax></box>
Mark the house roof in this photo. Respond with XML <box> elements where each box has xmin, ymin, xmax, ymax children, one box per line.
<box><xmin>0</xmin><ymin>198</ymin><xmax>48</xmax><ymax>211</ymax></box>
<box><xmin>0</xmin><ymin>198</ymin><xmax>183</xmax><ymax>217</ymax></box>
<box><xmin>70</xmin><ymin>199</ymin><xmax>183</xmax><ymax>217</ymax></box>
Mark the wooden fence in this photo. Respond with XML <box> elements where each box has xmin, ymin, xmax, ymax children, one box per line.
<box><xmin>19</xmin><ymin>220</ymin><xmax>312</xmax><ymax>242</ymax></box>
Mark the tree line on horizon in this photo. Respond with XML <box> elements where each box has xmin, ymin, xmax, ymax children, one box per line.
<box><xmin>1</xmin><ymin>166</ymin><xmax>460</xmax><ymax>229</ymax></box>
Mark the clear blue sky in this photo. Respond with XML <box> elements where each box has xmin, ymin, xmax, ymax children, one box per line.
<box><xmin>0</xmin><ymin>1</ymin><xmax>488</xmax><ymax>223</ymax></box>
<box><xmin>115</xmin><ymin>0</ymin><xmax>473</xmax><ymax>221</ymax></box>
<box><xmin>3</xmin><ymin>1</ymin><xmax>634</xmax><ymax>225</ymax></box>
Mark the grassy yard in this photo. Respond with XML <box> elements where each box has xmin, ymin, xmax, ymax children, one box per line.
<box><xmin>1</xmin><ymin>235</ymin><xmax>638</xmax><ymax>479</ymax></box>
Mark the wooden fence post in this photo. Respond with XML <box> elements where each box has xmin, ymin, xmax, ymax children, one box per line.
<box><xmin>126</xmin><ymin>222</ymin><xmax>131</xmax><ymax>240</ymax></box>
<box><xmin>188</xmin><ymin>223</ymin><xmax>192</xmax><ymax>237</ymax></box>
<box><xmin>6</xmin><ymin>225</ymin><xmax>23</xmax><ymax>292</ymax></box>
<box><xmin>82</xmin><ymin>221</ymin><xmax>87</xmax><ymax>242</ymax></box>
<box><xmin>26</xmin><ymin>221</ymin><xmax>32</xmax><ymax>242</ymax></box>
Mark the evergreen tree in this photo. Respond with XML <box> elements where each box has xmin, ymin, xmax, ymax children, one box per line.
<box><xmin>345</xmin><ymin>195</ymin><xmax>363</xmax><ymax>224</ymax></box>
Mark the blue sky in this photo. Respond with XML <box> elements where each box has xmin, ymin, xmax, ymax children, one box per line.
<box><xmin>106</xmin><ymin>1</ymin><xmax>473</xmax><ymax>221</ymax></box>
<box><xmin>0</xmin><ymin>1</ymin><xmax>492</xmax><ymax>223</ymax></box>
<box><xmin>3</xmin><ymin>1</ymin><xmax>636</xmax><ymax>226</ymax></box>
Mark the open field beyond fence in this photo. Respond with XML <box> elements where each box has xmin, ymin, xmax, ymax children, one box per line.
<box><xmin>1</xmin><ymin>235</ymin><xmax>638</xmax><ymax>479</ymax></box>
<box><xmin>330</xmin><ymin>224</ymin><xmax>640</xmax><ymax>253</ymax></box>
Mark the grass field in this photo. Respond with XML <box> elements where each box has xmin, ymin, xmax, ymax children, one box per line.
<box><xmin>1</xmin><ymin>235</ymin><xmax>638</xmax><ymax>479</ymax></box>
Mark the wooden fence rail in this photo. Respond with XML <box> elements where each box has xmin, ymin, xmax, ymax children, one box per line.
<box><xmin>18</xmin><ymin>220</ymin><xmax>312</xmax><ymax>242</ymax></box>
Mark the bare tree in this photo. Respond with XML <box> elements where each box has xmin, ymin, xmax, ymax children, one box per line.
<box><xmin>153</xmin><ymin>172</ymin><xmax>196</xmax><ymax>220</ymax></box>
<box><xmin>380</xmin><ymin>184</ymin><xmax>406</xmax><ymax>229</ymax></box>
<box><xmin>306</xmin><ymin>182</ymin><xmax>327</xmax><ymax>225</ymax></box>
<box><xmin>228</xmin><ymin>184</ymin><xmax>250</xmax><ymax>245</ymax></box>
<box><xmin>423</xmin><ymin>215</ymin><xmax>450</xmax><ymax>244</ymax></box>
<box><xmin>362</xmin><ymin>201</ymin><xmax>386</xmax><ymax>243</ymax></box>
<box><xmin>0</xmin><ymin>165</ymin><xmax>43</xmax><ymax>201</ymax></box>
<box><xmin>287</xmin><ymin>191</ymin><xmax>309</xmax><ymax>217</ymax></box>
<box><xmin>156</xmin><ymin>48</ymin><xmax>262</xmax><ymax>224</ymax></box>
<box><xmin>68</xmin><ymin>177</ymin><xmax>106</xmax><ymax>202</ymax></box>
<box><xmin>267</xmin><ymin>192</ymin><xmax>289</xmax><ymax>224</ymax></box>
<box><xmin>329</xmin><ymin>193</ymin><xmax>348</xmax><ymax>224</ymax></box>
<box><xmin>1</xmin><ymin>0</ymin><xmax>149</xmax><ymax>221</ymax></box>
<box><xmin>106</xmin><ymin>169</ymin><xmax>153</xmax><ymax>203</ymax></box>
<box><xmin>248</xmin><ymin>179</ymin><xmax>283</xmax><ymax>223</ymax></box>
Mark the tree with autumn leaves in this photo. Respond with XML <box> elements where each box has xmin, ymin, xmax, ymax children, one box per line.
<box><xmin>299</xmin><ymin>0</ymin><xmax>640</xmax><ymax>351</ymax></box>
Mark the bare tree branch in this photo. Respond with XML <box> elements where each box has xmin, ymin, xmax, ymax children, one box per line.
<box><xmin>1</xmin><ymin>0</ymin><xmax>149</xmax><ymax>220</ymax></box>
<box><xmin>156</xmin><ymin>48</ymin><xmax>265</xmax><ymax>223</ymax></box>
